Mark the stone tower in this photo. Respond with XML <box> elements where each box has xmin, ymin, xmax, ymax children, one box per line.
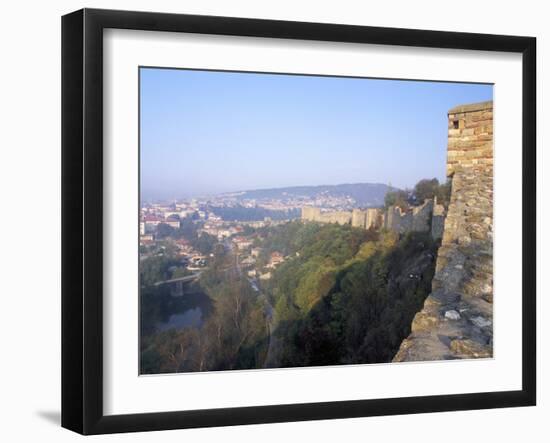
<box><xmin>393</xmin><ymin>100</ymin><xmax>494</xmax><ymax>361</ymax></box>
<box><xmin>365</xmin><ymin>208</ymin><xmax>383</xmax><ymax>229</ymax></box>
<box><xmin>351</xmin><ymin>209</ymin><xmax>367</xmax><ymax>228</ymax></box>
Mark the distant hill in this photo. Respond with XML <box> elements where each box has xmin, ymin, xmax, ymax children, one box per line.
<box><xmin>228</xmin><ymin>183</ymin><xmax>395</xmax><ymax>208</ymax></box>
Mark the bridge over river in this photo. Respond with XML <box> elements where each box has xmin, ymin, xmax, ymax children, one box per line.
<box><xmin>153</xmin><ymin>272</ymin><xmax>202</xmax><ymax>296</ymax></box>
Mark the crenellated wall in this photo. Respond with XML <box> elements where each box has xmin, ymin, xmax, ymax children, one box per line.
<box><xmin>301</xmin><ymin>206</ymin><xmax>322</xmax><ymax>222</ymax></box>
<box><xmin>301</xmin><ymin>207</ymin><xmax>352</xmax><ymax>225</ymax></box>
<box><xmin>351</xmin><ymin>208</ymin><xmax>384</xmax><ymax>229</ymax></box>
<box><xmin>303</xmin><ymin>199</ymin><xmax>442</xmax><ymax>237</ymax></box>
<box><xmin>351</xmin><ymin>208</ymin><xmax>367</xmax><ymax>227</ymax></box>
<box><xmin>365</xmin><ymin>208</ymin><xmax>383</xmax><ymax>229</ymax></box>
<box><xmin>393</xmin><ymin>100</ymin><xmax>493</xmax><ymax>362</ymax></box>
<box><xmin>384</xmin><ymin>199</ymin><xmax>434</xmax><ymax>234</ymax></box>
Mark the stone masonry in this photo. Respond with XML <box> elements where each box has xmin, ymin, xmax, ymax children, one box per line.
<box><xmin>393</xmin><ymin>100</ymin><xmax>493</xmax><ymax>362</ymax></box>
<box><xmin>352</xmin><ymin>208</ymin><xmax>384</xmax><ymax>229</ymax></box>
<box><xmin>383</xmin><ymin>199</ymin><xmax>434</xmax><ymax>235</ymax></box>
<box><xmin>302</xmin><ymin>199</ymin><xmax>443</xmax><ymax>239</ymax></box>
<box><xmin>301</xmin><ymin>207</ymin><xmax>352</xmax><ymax>225</ymax></box>
<box><xmin>431</xmin><ymin>197</ymin><xmax>446</xmax><ymax>241</ymax></box>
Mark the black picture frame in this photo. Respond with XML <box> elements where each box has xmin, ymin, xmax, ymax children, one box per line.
<box><xmin>62</xmin><ymin>8</ymin><xmax>537</xmax><ymax>435</ymax></box>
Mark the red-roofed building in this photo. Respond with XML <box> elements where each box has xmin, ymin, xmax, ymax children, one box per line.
<box><xmin>267</xmin><ymin>251</ymin><xmax>285</xmax><ymax>268</ymax></box>
<box><xmin>142</xmin><ymin>215</ymin><xmax>163</xmax><ymax>233</ymax></box>
<box><xmin>232</xmin><ymin>236</ymin><xmax>253</xmax><ymax>250</ymax></box>
<box><xmin>163</xmin><ymin>215</ymin><xmax>180</xmax><ymax>229</ymax></box>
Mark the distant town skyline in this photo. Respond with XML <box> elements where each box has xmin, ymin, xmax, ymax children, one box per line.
<box><xmin>140</xmin><ymin>68</ymin><xmax>493</xmax><ymax>201</ymax></box>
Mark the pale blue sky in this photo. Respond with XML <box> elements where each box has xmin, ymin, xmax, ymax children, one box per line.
<box><xmin>140</xmin><ymin>68</ymin><xmax>492</xmax><ymax>201</ymax></box>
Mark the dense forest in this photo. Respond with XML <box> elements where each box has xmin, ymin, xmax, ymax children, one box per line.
<box><xmin>260</xmin><ymin>222</ymin><xmax>438</xmax><ymax>366</ymax></box>
<box><xmin>140</xmin><ymin>219</ymin><xmax>439</xmax><ymax>373</ymax></box>
<box><xmin>384</xmin><ymin>178</ymin><xmax>451</xmax><ymax>209</ymax></box>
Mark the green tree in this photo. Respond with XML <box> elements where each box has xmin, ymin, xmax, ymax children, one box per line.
<box><xmin>384</xmin><ymin>189</ymin><xmax>409</xmax><ymax>209</ymax></box>
<box><xmin>412</xmin><ymin>178</ymin><xmax>451</xmax><ymax>207</ymax></box>
<box><xmin>413</xmin><ymin>178</ymin><xmax>440</xmax><ymax>202</ymax></box>
<box><xmin>434</xmin><ymin>179</ymin><xmax>452</xmax><ymax>208</ymax></box>
<box><xmin>192</xmin><ymin>233</ymin><xmax>217</xmax><ymax>255</ymax></box>
<box><xmin>140</xmin><ymin>255</ymin><xmax>180</xmax><ymax>287</ymax></box>
<box><xmin>156</xmin><ymin>223</ymin><xmax>175</xmax><ymax>239</ymax></box>
<box><xmin>141</xmin><ymin>221</ymin><xmax>439</xmax><ymax>373</ymax></box>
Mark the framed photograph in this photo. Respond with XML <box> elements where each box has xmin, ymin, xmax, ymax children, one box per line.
<box><xmin>62</xmin><ymin>8</ymin><xmax>536</xmax><ymax>435</ymax></box>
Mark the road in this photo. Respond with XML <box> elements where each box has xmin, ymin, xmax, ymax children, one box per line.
<box><xmin>225</xmin><ymin>239</ymin><xmax>278</xmax><ymax>367</ymax></box>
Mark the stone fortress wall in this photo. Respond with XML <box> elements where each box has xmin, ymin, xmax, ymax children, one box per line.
<box><xmin>431</xmin><ymin>199</ymin><xmax>446</xmax><ymax>241</ymax></box>
<box><xmin>383</xmin><ymin>198</ymin><xmax>441</xmax><ymax>235</ymax></box>
<box><xmin>302</xmin><ymin>197</ymin><xmax>445</xmax><ymax>240</ymax></box>
<box><xmin>393</xmin><ymin>100</ymin><xmax>494</xmax><ymax>361</ymax></box>
<box><xmin>301</xmin><ymin>207</ymin><xmax>354</xmax><ymax>225</ymax></box>
<box><xmin>352</xmin><ymin>208</ymin><xmax>385</xmax><ymax>230</ymax></box>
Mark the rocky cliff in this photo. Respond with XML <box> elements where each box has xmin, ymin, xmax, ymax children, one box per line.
<box><xmin>393</xmin><ymin>100</ymin><xmax>494</xmax><ymax>361</ymax></box>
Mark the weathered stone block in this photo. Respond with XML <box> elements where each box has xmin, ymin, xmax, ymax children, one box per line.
<box><xmin>450</xmin><ymin>339</ymin><xmax>492</xmax><ymax>358</ymax></box>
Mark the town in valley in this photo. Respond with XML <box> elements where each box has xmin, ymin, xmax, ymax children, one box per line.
<box><xmin>140</xmin><ymin>181</ymin><xmax>446</xmax><ymax>293</ymax></box>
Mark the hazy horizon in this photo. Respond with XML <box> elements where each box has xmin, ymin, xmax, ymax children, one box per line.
<box><xmin>141</xmin><ymin>181</ymin><xmax>393</xmax><ymax>203</ymax></box>
<box><xmin>140</xmin><ymin>68</ymin><xmax>493</xmax><ymax>201</ymax></box>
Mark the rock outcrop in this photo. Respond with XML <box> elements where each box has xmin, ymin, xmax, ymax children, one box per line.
<box><xmin>393</xmin><ymin>100</ymin><xmax>493</xmax><ymax>362</ymax></box>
